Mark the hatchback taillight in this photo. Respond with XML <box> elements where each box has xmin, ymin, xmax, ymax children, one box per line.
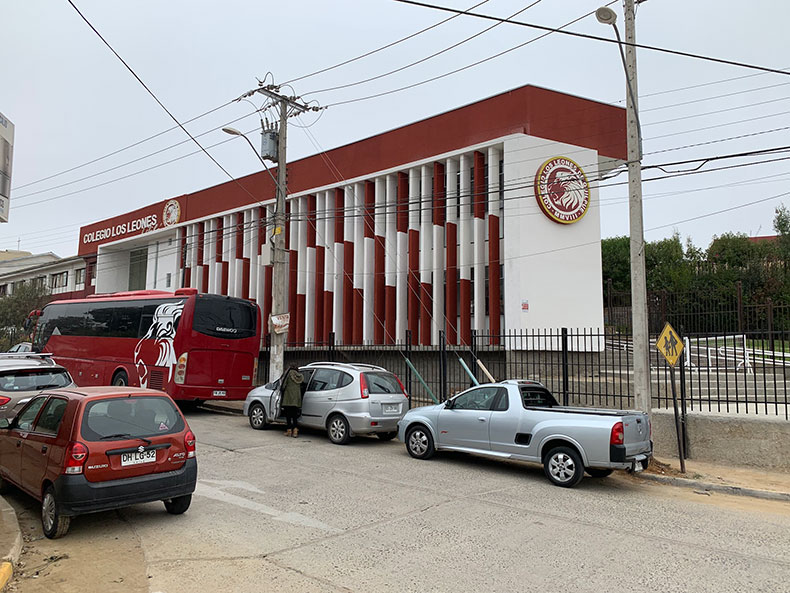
<box><xmin>64</xmin><ymin>441</ymin><xmax>88</xmax><ymax>475</ymax></box>
<box><xmin>185</xmin><ymin>430</ymin><xmax>196</xmax><ymax>459</ymax></box>
<box><xmin>359</xmin><ymin>373</ymin><xmax>369</xmax><ymax>399</ymax></box>
<box><xmin>174</xmin><ymin>353</ymin><xmax>188</xmax><ymax>385</ymax></box>
<box><xmin>610</xmin><ymin>421</ymin><xmax>624</xmax><ymax>445</ymax></box>
<box><xmin>394</xmin><ymin>374</ymin><xmax>409</xmax><ymax>398</ymax></box>
<box><xmin>0</xmin><ymin>396</ymin><xmax>10</xmax><ymax>406</ymax></box>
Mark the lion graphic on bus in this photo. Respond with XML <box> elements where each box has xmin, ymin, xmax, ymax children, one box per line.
<box><xmin>134</xmin><ymin>301</ymin><xmax>184</xmax><ymax>388</ymax></box>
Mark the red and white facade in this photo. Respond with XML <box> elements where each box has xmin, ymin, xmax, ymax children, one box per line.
<box><xmin>78</xmin><ymin>85</ymin><xmax>626</xmax><ymax>346</ymax></box>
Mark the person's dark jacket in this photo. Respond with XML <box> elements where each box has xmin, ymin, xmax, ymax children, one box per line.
<box><xmin>281</xmin><ymin>368</ymin><xmax>304</xmax><ymax>407</ymax></box>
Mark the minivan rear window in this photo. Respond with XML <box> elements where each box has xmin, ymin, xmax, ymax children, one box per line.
<box><xmin>0</xmin><ymin>369</ymin><xmax>72</xmax><ymax>392</ymax></box>
<box><xmin>81</xmin><ymin>396</ymin><xmax>185</xmax><ymax>441</ymax></box>
<box><xmin>193</xmin><ymin>295</ymin><xmax>257</xmax><ymax>339</ymax></box>
<box><xmin>364</xmin><ymin>372</ymin><xmax>404</xmax><ymax>395</ymax></box>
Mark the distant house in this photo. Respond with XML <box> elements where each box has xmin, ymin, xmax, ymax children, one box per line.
<box><xmin>0</xmin><ymin>252</ymin><xmax>92</xmax><ymax>300</ymax></box>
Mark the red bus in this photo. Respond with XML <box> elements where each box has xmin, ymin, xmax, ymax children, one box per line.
<box><xmin>28</xmin><ymin>288</ymin><xmax>261</xmax><ymax>402</ymax></box>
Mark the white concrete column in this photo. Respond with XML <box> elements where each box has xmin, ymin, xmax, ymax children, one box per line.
<box><xmin>352</xmin><ymin>183</ymin><xmax>365</xmax><ymax>341</ymax></box>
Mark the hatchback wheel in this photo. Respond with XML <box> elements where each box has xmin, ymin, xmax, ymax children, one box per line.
<box><xmin>248</xmin><ymin>402</ymin><xmax>267</xmax><ymax>430</ymax></box>
<box><xmin>544</xmin><ymin>446</ymin><xmax>584</xmax><ymax>488</ymax></box>
<box><xmin>164</xmin><ymin>494</ymin><xmax>192</xmax><ymax>515</ymax></box>
<box><xmin>0</xmin><ymin>476</ymin><xmax>12</xmax><ymax>495</ymax></box>
<box><xmin>41</xmin><ymin>486</ymin><xmax>70</xmax><ymax>539</ymax></box>
<box><xmin>327</xmin><ymin>414</ymin><xmax>351</xmax><ymax>445</ymax></box>
<box><xmin>405</xmin><ymin>425</ymin><xmax>435</xmax><ymax>460</ymax></box>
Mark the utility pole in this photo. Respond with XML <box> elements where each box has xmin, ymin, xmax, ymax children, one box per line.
<box><xmin>623</xmin><ymin>0</ymin><xmax>651</xmax><ymax>419</ymax></box>
<box><xmin>236</xmin><ymin>83</ymin><xmax>319</xmax><ymax>382</ymax></box>
<box><xmin>269</xmin><ymin>97</ymin><xmax>289</xmax><ymax>384</ymax></box>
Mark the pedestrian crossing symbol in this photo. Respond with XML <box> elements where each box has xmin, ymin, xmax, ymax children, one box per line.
<box><xmin>656</xmin><ymin>322</ymin><xmax>684</xmax><ymax>367</ymax></box>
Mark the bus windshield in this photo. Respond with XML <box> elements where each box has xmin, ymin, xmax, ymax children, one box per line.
<box><xmin>192</xmin><ymin>295</ymin><xmax>257</xmax><ymax>339</ymax></box>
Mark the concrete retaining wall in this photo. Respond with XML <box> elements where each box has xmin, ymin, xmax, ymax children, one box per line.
<box><xmin>652</xmin><ymin>409</ymin><xmax>790</xmax><ymax>471</ymax></box>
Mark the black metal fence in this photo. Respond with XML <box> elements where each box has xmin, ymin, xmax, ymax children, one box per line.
<box><xmin>605</xmin><ymin>280</ymin><xmax>790</xmax><ymax>334</ymax></box>
<box><xmin>258</xmin><ymin>328</ymin><xmax>789</xmax><ymax>419</ymax></box>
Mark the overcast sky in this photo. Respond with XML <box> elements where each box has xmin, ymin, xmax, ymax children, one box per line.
<box><xmin>2</xmin><ymin>0</ymin><xmax>789</xmax><ymax>257</ymax></box>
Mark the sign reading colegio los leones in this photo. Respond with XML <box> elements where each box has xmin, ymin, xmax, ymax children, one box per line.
<box><xmin>533</xmin><ymin>156</ymin><xmax>591</xmax><ymax>225</ymax></box>
<box><xmin>80</xmin><ymin>198</ymin><xmax>183</xmax><ymax>252</ymax></box>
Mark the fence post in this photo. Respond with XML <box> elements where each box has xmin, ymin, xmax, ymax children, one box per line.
<box><xmin>679</xmin><ymin>326</ymin><xmax>689</xmax><ymax>458</ymax></box>
<box><xmin>439</xmin><ymin>330</ymin><xmax>448</xmax><ymax>402</ymax></box>
<box><xmin>405</xmin><ymin>330</ymin><xmax>413</xmax><ymax>406</ymax></box>
<box><xmin>561</xmin><ymin>327</ymin><xmax>569</xmax><ymax>406</ymax></box>
<box><xmin>606</xmin><ymin>278</ymin><xmax>613</xmax><ymax>325</ymax></box>
<box><xmin>328</xmin><ymin>331</ymin><xmax>335</xmax><ymax>362</ymax></box>
<box><xmin>736</xmin><ymin>280</ymin><xmax>744</xmax><ymax>333</ymax></box>
<box><xmin>471</xmin><ymin>329</ymin><xmax>479</xmax><ymax>384</ymax></box>
<box><xmin>767</xmin><ymin>298</ymin><xmax>775</xmax><ymax>352</ymax></box>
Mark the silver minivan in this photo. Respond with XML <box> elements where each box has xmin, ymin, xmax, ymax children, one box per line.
<box><xmin>243</xmin><ymin>362</ymin><xmax>409</xmax><ymax>444</ymax></box>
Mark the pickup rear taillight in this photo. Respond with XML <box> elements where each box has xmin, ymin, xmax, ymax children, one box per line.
<box><xmin>185</xmin><ymin>430</ymin><xmax>196</xmax><ymax>459</ymax></box>
<box><xmin>64</xmin><ymin>441</ymin><xmax>88</xmax><ymax>475</ymax></box>
<box><xmin>0</xmin><ymin>396</ymin><xmax>11</xmax><ymax>406</ymax></box>
<box><xmin>610</xmin><ymin>421</ymin><xmax>624</xmax><ymax>445</ymax></box>
<box><xmin>359</xmin><ymin>373</ymin><xmax>369</xmax><ymax>399</ymax></box>
<box><xmin>394</xmin><ymin>374</ymin><xmax>409</xmax><ymax>398</ymax></box>
<box><xmin>174</xmin><ymin>353</ymin><xmax>188</xmax><ymax>385</ymax></box>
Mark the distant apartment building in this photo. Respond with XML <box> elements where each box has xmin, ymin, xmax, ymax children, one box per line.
<box><xmin>0</xmin><ymin>252</ymin><xmax>89</xmax><ymax>299</ymax></box>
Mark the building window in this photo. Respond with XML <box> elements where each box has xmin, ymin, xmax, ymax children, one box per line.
<box><xmin>75</xmin><ymin>268</ymin><xmax>86</xmax><ymax>285</ymax></box>
<box><xmin>0</xmin><ymin>284</ymin><xmax>6</xmax><ymax>296</ymax></box>
<box><xmin>166</xmin><ymin>273</ymin><xmax>172</xmax><ymax>288</ymax></box>
<box><xmin>50</xmin><ymin>271</ymin><xmax>68</xmax><ymax>289</ymax></box>
<box><xmin>31</xmin><ymin>276</ymin><xmax>47</xmax><ymax>290</ymax></box>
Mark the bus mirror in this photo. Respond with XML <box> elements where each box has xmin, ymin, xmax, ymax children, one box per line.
<box><xmin>22</xmin><ymin>310</ymin><xmax>41</xmax><ymax>333</ymax></box>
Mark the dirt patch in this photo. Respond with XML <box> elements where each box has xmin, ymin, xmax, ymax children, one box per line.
<box><xmin>4</xmin><ymin>492</ymin><xmax>148</xmax><ymax>593</ymax></box>
<box><xmin>645</xmin><ymin>457</ymin><xmax>687</xmax><ymax>478</ymax></box>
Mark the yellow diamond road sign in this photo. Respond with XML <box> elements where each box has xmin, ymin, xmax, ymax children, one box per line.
<box><xmin>656</xmin><ymin>322</ymin><xmax>684</xmax><ymax>367</ymax></box>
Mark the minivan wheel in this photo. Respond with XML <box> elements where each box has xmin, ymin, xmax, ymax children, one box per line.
<box><xmin>248</xmin><ymin>402</ymin><xmax>267</xmax><ymax>430</ymax></box>
<box><xmin>376</xmin><ymin>431</ymin><xmax>398</xmax><ymax>441</ymax></box>
<box><xmin>405</xmin><ymin>425</ymin><xmax>435</xmax><ymax>460</ymax></box>
<box><xmin>112</xmin><ymin>370</ymin><xmax>129</xmax><ymax>387</ymax></box>
<box><xmin>544</xmin><ymin>446</ymin><xmax>584</xmax><ymax>488</ymax></box>
<box><xmin>41</xmin><ymin>486</ymin><xmax>70</xmax><ymax>539</ymax></box>
<box><xmin>164</xmin><ymin>494</ymin><xmax>192</xmax><ymax>515</ymax></box>
<box><xmin>327</xmin><ymin>414</ymin><xmax>351</xmax><ymax>445</ymax></box>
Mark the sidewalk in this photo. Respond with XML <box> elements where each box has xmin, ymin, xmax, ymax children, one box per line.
<box><xmin>0</xmin><ymin>496</ymin><xmax>22</xmax><ymax>591</ymax></box>
<box><xmin>638</xmin><ymin>456</ymin><xmax>790</xmax><ymax>502</ymax></box>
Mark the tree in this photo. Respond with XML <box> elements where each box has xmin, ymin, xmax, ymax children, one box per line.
<box><xmin>0</xmin><ymin>282</ymin><xmax>51</xmax><ymax>351</ymax></box>
<box><xmin>601</xmin><ymin>236</ymin><xmax>630</xmax><ymax>293</ymax></box>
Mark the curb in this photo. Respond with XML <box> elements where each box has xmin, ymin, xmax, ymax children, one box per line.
<box><xmin>638</xmin><ymin>472</ymin><xmax>790</xmax><ymax>502</ymax></box>
<box><xmin>0</xmin><ymin>497</ymin><xmax>21</xmax><ymax>591</ymax></box>
<box><xmin>201</xmin><ymin>402</ymin><xmax>244</xmax><ymax>416</ymax></box>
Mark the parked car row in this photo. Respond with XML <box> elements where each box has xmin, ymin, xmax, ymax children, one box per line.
<box><xmin>0</xmin><ymin>354</ymin><xmax>652</xmax><ymax>541</ymax></box>
<box><xmin>242</xmin><ymin>362</ymin><xmax>653</xmax><ymax>488</ymax></box>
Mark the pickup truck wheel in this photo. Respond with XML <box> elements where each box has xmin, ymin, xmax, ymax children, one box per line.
<box><xmin>405</xmin><ymin>426</ymin><xmax>435</xmax><ymax>460</ymax></box>
<box><xmin>42</xmin><ymin>486</ymin><xmax>70</xmax><ymax>539</ymax></box>
<box><xmin>544</xmin><ymin>446</ymin><xmax>584</xmax><ymax>488</ymax></box>
<box><xmin>585</xmin><ymin>468</ymin><xmax>614</xmax><ymax>478</ymax></box>
<box><xmin>248</xmin><ymin>402</ymin><xmax>267</xmax><ymax>430</ymax></box>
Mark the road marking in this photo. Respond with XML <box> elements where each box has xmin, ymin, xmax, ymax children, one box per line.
<box><xmin>194</xmin><ymin>480</ymin><xmax>341</xmax><ymax>533</ymax></box>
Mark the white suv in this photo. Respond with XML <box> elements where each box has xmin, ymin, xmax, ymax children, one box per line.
<box><xmin>0</xmin><ymin>353</ymin><xmax>75</xmax><ymax>419</ymax></box>
<box><xmin>243</xmin><ymin>362</ymin><xmax>409</xmax><ymax>445</ymax></box>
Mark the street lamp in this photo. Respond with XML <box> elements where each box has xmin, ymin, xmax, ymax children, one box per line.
<box><xmin>598</xmin><ymin>1</ymin><xmax>651</xmax><ymax>418</ymax></box>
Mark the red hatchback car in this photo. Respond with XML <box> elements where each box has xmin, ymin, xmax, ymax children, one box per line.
<box><xmin>0</xmin><ymin>387</ymin><xmax>197</xmax><ymax>538</ymax></box>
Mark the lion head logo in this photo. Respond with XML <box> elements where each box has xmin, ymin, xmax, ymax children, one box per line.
<box><xmin>534</xmin><ymin>157</ymin><xmax>591</xmax><ymax>224</ymax></box>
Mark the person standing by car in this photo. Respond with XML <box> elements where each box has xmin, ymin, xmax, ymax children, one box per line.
<box><xmin>281</xmin><ymin>367</ymin><xmax>304</xmax><ymax>437</ymax></box>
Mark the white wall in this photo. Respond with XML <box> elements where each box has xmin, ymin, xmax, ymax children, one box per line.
<box><xmin>95</xmin><ymin>250</ymin><xmax>129</xmax><ymax>294</ymax></box>
<box><xmin>146</xmin><ymin>233</ymin><xmax>178</xmax><ymax>290</ymax></box>
<box><xmin>502</xmin><ymin>135</ymin><xmax>604</xmax><ymax>347</ymax></box>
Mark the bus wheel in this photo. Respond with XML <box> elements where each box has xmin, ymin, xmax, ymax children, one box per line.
<box><xmin>112</xmin><ymin>371</ymin><xmax>128</xmax><ymax>386</ymax></box>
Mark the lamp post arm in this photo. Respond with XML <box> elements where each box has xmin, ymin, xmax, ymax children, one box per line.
<box><xmin>612</xmin><ymin>23</ymin><xmax>643</xmax><ymax>160</ymax></box>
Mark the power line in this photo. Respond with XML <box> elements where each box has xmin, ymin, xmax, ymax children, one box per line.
<box><xmin>304</xmin><ymin>0</ymin><xmax>543</xmax><ymax>95</ymax></box>
<box><xmin>393</xmin><ymin>0</ymin><xmax>790</xmax><ymax>78</ymax></box>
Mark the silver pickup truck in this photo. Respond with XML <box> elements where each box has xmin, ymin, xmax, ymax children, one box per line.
<box><xmin>397</xmin><ymin>379</ymin><xmax>652</xmax><ymax>487</ymax></box>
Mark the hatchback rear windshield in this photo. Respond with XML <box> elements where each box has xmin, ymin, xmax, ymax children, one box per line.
<box><xmin>0</xmin><ymin>369</ymin><xmax>71</xmax><ymax>392</ymax></box>
<box><xmin>81</xmin><ymin>396</ymin><xmax>185</xmax><ymax>441</ymax></box>
<box><xmin>193</xmin><ymin>295</ymin><xmax>257</xmax><ymax>339</ymax></box>
<box><xmin>363</xmin><ymin>372</ymin><xmax>404</xmax><ymax>395</ymax></box>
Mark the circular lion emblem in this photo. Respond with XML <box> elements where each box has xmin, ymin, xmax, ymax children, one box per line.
<box><xmin>534</xmin><ymin>157</ymin><xmax>591</xmax><ymax>225</ymax></box>
<box><xmin>162</xmin><ymin>199</ymin><xmax>181</xmax><ymax>227</ymax></box>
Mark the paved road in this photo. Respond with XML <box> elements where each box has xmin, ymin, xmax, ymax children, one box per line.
<box><xmin>9</xmin><ymin>407</ymin><xmax>790</xmax><ymax>592</ymax></box>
